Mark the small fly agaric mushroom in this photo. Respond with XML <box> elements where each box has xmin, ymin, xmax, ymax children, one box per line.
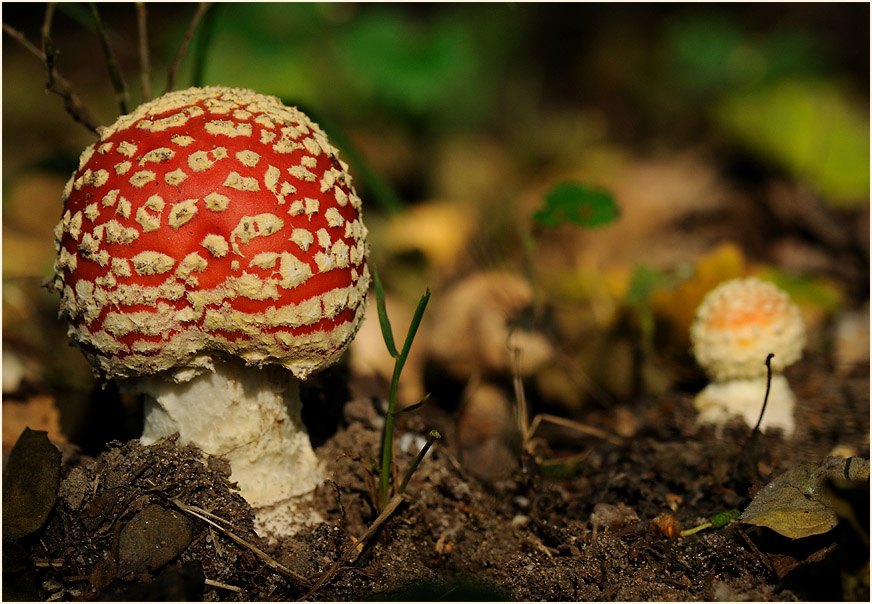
<box><xmin>690</xmin><ymin>277</ymin><xmax>805</xmax><ymax>434</ymax></box>
<box><xmin>50</xmin><ymin>86</ymin><xmax>369</xmax><ymax>535</ymax></box>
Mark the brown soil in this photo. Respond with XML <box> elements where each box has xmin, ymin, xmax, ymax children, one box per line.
<box><xmin>5</xmin><ymin>359</ymin><xmax>868</xmax><ymax>602</ymax></box>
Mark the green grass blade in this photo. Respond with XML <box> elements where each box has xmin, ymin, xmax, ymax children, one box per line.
<box><xmin>399</xmin><ymin>392</ymin><xmax>431</xmax><ymax>414</ymax></box>
<box><xmin>372</xmin><ymin>266</ymin><xmax>399</xmax><ymax>359</ymax></box>
<box><xmin>396</xmin><ymin>289</ymin><xmax>430</xmax><ymax>376</ymax></box>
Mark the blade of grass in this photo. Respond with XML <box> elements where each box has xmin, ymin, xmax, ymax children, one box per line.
<box><xmin>377</xmin><ymin>287</ymin><xmax>431</xmax><ymax>509</ymax></box>
<box><xmin>372</xmin><ymin>266</ymin><xmax>398</xmax><ymax>359</ymax></box>
<box><xmin>396</xmin><ymin>289</ymin><xmax>430</xmax><ymax>377</ymax></box>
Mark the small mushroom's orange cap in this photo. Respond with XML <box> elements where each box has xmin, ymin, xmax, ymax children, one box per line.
<box><xmin>690</xmin><ymin>277</ymin><xmax>805</xmax><ymax>381</ymax></box>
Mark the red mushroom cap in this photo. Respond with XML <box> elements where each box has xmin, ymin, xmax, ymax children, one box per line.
<box><xmin>52</xmin><ymin>86</ymin><xmax>369</xmax><ymax>380</ymax></box>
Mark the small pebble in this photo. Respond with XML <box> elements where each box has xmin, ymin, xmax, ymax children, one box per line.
<box><xmin>512</xmin><ymin>514</ymin><xmax>530</xmax><ymax>528</ymax></box>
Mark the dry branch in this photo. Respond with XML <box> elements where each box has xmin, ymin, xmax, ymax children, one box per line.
<box><xmin>90</xmin><ymin>2</ymin><xmax>129</xmax><ymax>114</ymax></box>
<box><xmin>2</xmin><ymin>22</ymin><xmax>100</xmax><ymax>134</ymax></box>
<box><xmin>164</xmin><ymin>2</ymin><xmax>211</xmax><ymax>94</ymax></box>
<box><xmin>300</xmin><ymin>494</ymin><xmax>407</xmax><ymax>601</ymax></box>
<box><xmin>170</xmin><ymin>498</ymin><xmax>311</xmax><ymax>589</ymax></box>
<box><xmin>136</xmin><ymin>3</ymin><xmax>151</xmax><ymax>100</ymax></box>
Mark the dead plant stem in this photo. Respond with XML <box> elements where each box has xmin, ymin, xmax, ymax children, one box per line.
<box><xmin>169</xmin><ymin>498</ymin><xmax>310</xmax><ymax>588</ymax></box>
<box><xmin>204</xmin><ymin>578</ymin><xmax>243</xmax><ymax>593</ymax></box>
<box><xmin>90</xmin><ymin>3</ymin><xmax>129</xmax><ymax>114</ymax></box>
<box><xmin>40</xmin><ymin>3</ymin><xmax>57</xmax><ymax>85</ymax></box>
<box><xmin>510</xmin><ymin>342</ymin><xmax>531</xmax><ymax>442</ymax></box>
<box><xmin>2</xmin><ymin>23</ymin><xmax>100</xmax><ymax>133</ymax></box>
<box><xmin>164</xmin><ymin>2</ymin><xmax>210</xmax><ymax>94</ymax></box>
<box><xmin>527</xmin><ymin>413</ymin><xmax>624</xmax><ymax>447</ymax></box>
<box><xmin>300</xmin><ymin>494</ymin><xmax>406</xmax><ymax>601</ymax></box>
<box><xmin>136</xmin><ymin>3</ymin><xmax>151</xmax><ymax>100</ymax></box>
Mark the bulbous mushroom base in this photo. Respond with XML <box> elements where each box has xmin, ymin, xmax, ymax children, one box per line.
<box><xmin>134</xmin><ymin>358</ymin><xmax>324</xmax><ymax>536</ymax></box>
<box><xmin>693</xmin><ymin>374</ymin><xmax>796</xmax><ymax>435</ymax></box>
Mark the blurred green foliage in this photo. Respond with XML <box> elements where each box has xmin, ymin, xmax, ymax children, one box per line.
<box><xmin>533</xmin><ymin>183</ymin><xmax>620</xmax><ymax>229</ymax></box>
<box><xmin>193</xmin><ymin>5</ymin><xmax>866</xmax><ymax>207</ymax></box>
<box><xmin>716</xmin><ymin>81</ymin><xmax>870</xmax><ymax>207</ymax></box>
<box><xmin>4</xmin><ymin>4</ymin><xmax>866</xmax><ymax>210</ymax></box>
<box><xmin>758</xmin><ymin>267</ymin><xmax>845</xmax><ymax>315</ymax></box>
<box><xmin>663</xmin><ymin>14</ymin><xmax>868</xmax><ymax>207</ymax></box>
<box><xmin>665</xmin><ymin>16</ymin><xmax>824</xmax><ymax>96</ymax></box>
<box><xmin>198</xmin><ymin>3</ymin><xmax>517</xmax><ymax>130</ymax></box>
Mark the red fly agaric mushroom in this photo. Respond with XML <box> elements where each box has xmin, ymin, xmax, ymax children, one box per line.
<box><xmin>50</xmin><ymin>86</ymin><xmax>369</xmax><ymax>536</ymax></box>
<box><xmin>690</xmin><ymin>277</ymin><xmax>805</xmax><ymax>434</ymax></box>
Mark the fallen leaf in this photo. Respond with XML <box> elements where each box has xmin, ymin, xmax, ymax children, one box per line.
<box><xmin>740</xmin><ymin>456</ymin><xmax>870</xmax><ymax>539</ymax></box>
<box><xmin>2</xmin><ymin>428</ymin><xmax>62</xmax><ymax>540</ymax></box>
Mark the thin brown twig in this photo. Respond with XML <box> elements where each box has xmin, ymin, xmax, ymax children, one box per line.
<box><xmin>136</xmin><ymin>2</ymin><xmax>151</xmax><ymax>100</ymax></box>
<box><xmin>169</xmin><ymin>498</ymin><xmax>311</xmax><ymax>588</ymax></box>
<box><xmin>2</xmin><ymin>22</ymin><xmax>101</xmax><ymax>133</ymax></box>
<box><xmin>510</xmin><ymin>341</ymin><xmax>531</xmax><ymax>443</ymax></box>
<box><xmin>204</xmin><ymin>578</ymin><xmax>243</xmax><ymax>593</ymax></box>
<box><xmin>300</xmin><ymin>494</ymin><xmax>406</xmax><ymax>601</ymax></box>
<box><xmin>527</xmin><ymin>412</ymin><xmax>625</xmax><ymax>447</ymax></box>
<box><xmin>165</xmin><ymin>2</ymin><xmax>211</xmax><ymax>94</ymax></box>
<box><xmin>90</xmin><ymin>2</ymin><xmax>129</xmax><ymax>114</ymax></box>
<box><xmin>40</xmin><ymin>3</ymin><xmax>57</xmax><ymax>85</ymax></box>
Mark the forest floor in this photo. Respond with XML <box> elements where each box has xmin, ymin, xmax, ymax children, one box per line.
<box><xmin>4</xmin><ymin>356</ymin><xmax>868</xmax><ymax>602</ymax></box>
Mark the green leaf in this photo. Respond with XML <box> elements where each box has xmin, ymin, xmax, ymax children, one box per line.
<box><xmin>710</xmin><ymin>508</ymin><xmax>741</xmax><ymax>529</ymax></box>
<box><xmin>372</xmin><ymin>266</ymin><xmax>399</xmax><ymax>359</ymax></box>
<box><xmin>533</xmin><ymin>182</ymin><xmax>620</xmax><ymax>228</ymax></box>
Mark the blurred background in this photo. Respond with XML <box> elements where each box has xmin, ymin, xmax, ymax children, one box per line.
<box><xmin>3</xmin><ymin>3</ymin><xmax>869</xmax><ymax>469</ymax></box>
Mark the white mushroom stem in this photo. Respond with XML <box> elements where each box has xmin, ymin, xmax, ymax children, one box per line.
<box><xmin>693</xmin><ymin>374</ymin><xmax>796</xmax><ymax>435</ymax></box>
<box><xmin>134</xmin><ymin>358</ymin><xmax>323</xmax><ymax>535</ymax></box>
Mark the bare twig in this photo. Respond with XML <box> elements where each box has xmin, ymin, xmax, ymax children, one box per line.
<box><xmin>300</xmin><ymin>494</ymin><xmax>406</xmax><ymax>601</ymax></box>
<box><xmin>135</xmin><ymin>2</ymin><xmax>151</xmax><ymax>100</ymax></box>
<box><xmin>397</xmin><ymin>431</ymin><xmax>441</xmax><ymax>495</ymax></box>
<box><xmin>90</xmin><ymin>2</ymin><xmax>129</xmax><ymax>114</ymax></box>
<box><xmin>169</xmin><ymin>498</ymin><xmax>311</xmax><ymax>588</ymax></box>
<box><xmin>510</xmin><ymin>340</ymin><xmax>531</xmax><ymax>442</ymax></box>
<box><xmin>2</xmin><ymin>22</ymin><xmax>100</xmax><ymax>133</ymax></box>
<box><xmin>165</xmin><ymin>2</ymin><xmax>211</xmax><ymax>94</ymax></box>
<box><xmin>527</xmin><ymin>413</ymin><xmax>624</xmax><ymax>447</ymax></box>
<box><xmin>752</xmin><ymin>353</ymin><xmax>775</xmax><ymax>434</ymax></box>
<box><xmin>40</xmin><ymin>3</ymin><xmax>57</xmax><ymax>85</ymax></box>
<box><xmin>204</xmin><ymin>578</ymin><xmax>243</xmax><ymax>593</ymax></box>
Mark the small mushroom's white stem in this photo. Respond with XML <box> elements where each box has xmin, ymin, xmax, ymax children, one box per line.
<box><xmin>134</xmin><ymin>358</ymin><xmax>323</xmax><ymax>536</ymax></box>
<box><xmin>693</xmin><ymin>374</ymin><xmax>796</xmax><ymax>435</ymax></box>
